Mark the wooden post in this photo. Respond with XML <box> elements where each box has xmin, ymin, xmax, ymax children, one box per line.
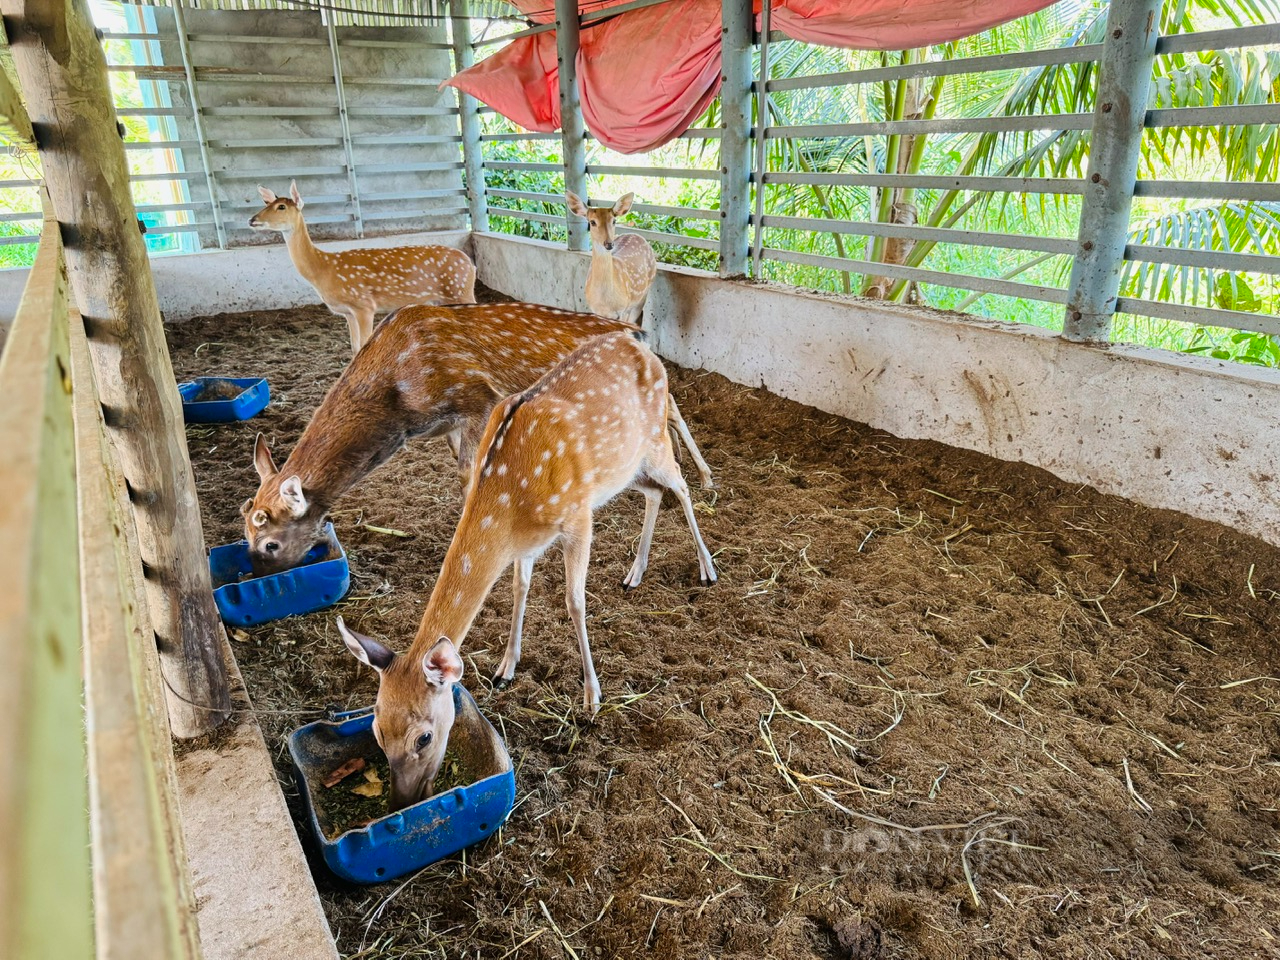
<box><xmin>554</xmin><ymin>0</ymin><xmax>588</xmax><ymax>251</ymax></box>
<box><xmin>0</xmin><ymin>193</ymin><xmax>94</xmax><ymax>960</ymax></box>
<box><xmin>4</xmin><ymin>0</ymin><xmax>232</xmax><ymax>736</ymax></box>
<box><xmin>718</xmin><ymin>0</ymin><xmax>752</xmax><ymax>278</ymax></box>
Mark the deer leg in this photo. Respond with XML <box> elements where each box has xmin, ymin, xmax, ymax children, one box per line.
<box><xmin>445</xmin><ymin>428</ymin><xmax>462</xmax><ymax>462</ymax></box>
<box><xmin>621</xmin><ymin>484</ymin><xmax>663</xmax><ymax>591</ymax></box>
<box><xmin>353</xmin><ymin>305</ymin><xmax>376</xmax><ymax>350</ymax></box>
<box><xmin>666</xmin><ymin>397</ymin><xmax>714</xmax><ymax>489</ymax></box>
<box><xmin>339</xmin><ymin>309</ymin><xmax>362</xmax><ymax>353</ymax></box>
<box><xmin>562</xmin><ymin>516</ymin><xmax>602</xmax><ymax>716</ymax></box>
<box><xmin>494</xmin><ymin>555</ymin><xmax>535</xmax><ymax>687</ymax></box>
<box><xmin>454</xmin><ymin>417</ymin><xmax>491</xmax><ymax>492</ymax></box>
<box><xmin>643</xmin><ymin>448</ymin><xmax>717</xmax><ymax>586</ymax></box>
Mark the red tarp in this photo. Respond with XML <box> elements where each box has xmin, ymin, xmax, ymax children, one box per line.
<box><xmin>443</xmin><ymin>0</ymin><xmax>1059</xmax><ymax>154</ymax></box>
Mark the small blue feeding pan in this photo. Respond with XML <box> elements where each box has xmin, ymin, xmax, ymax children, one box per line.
<box><xmin>208</xmin><ymin>523</ymin><xmax>349</xmax><ymax>626</ymax></box>
<box><xmin>288</xmin><ymin>685</ymin><xmax>516</xmax><ymax>884</ymax></box>
<box><xmin>178</xmin><ymin>376</ymin><xmax>270</xmax><ymax>422</ymax></box>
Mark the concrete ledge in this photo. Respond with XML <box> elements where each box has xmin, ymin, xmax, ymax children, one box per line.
<box><xmin>0</xmin><ymin>229</ymin><xmax>472</xmax><ymax>325</ymax></box>
<box><xmin>177</xmin><ymin>649</ymin><xmax>338</xmax><ymax>960</ymax></box>
<box><xmin>473</xmin><ymin>232</ymin><xmax>1280</xmax><ymax>548</ymax></box>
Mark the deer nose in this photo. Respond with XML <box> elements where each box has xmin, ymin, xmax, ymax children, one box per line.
<box><xmin>604</xmin><ymin>242</ymin><xmax>614</xmax><ymax>252</ymax></box>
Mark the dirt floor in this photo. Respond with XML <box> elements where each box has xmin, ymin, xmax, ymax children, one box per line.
<box><xmin>169</xmin><ymin>286</ymin><xmax>1280</xmax><ymax>960</ymax></box>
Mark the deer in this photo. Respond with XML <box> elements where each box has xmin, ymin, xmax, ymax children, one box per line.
<box><xmin>566</xmin><ymin>191</ymin><xmax>657</xmax><ymax>326</ymax></box>
<box><xmin>248</xmin><ymin>181</ymin><xmax>477</xmax><ymax>352</ymax></box>
<box><xmin>337</xmin><ymin>330</ymin><xmax>718</xmax><ymax>810</ymax></box>
<box><xmin>242</xmin><ymin>303</ymin><xmax>715</xmax><ymax>577</ymax></box>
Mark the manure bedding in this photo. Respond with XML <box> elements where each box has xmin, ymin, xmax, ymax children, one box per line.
<box><xmin>170</xmin><ymin>286</ymin><xmax>1280</xmax><ymax>960</ymax></box>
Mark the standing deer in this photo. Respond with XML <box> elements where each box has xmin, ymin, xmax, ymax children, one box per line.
<box><xmin>249</xmin><ymin>181</ymin><xmax>476</xmax><ymax>352</ymax></box>
<box><xmin>337</xmin><ymin>330</ymin><xmax>717</xmax><ymax>810</ymax></box>
<box><xmin>242</xmin><ymin>303</ymin><xmax>714</xmax><ymax>577</ymax></box>
<box><xmin>566</xmin><ymin>191</ymin><xmax>657</xmax><ymax>326</ymax></box>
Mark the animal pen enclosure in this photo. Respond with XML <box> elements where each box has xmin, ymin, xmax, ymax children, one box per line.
<box><xmin>1</xmin><ymin>0</ymin><xmax>1279</xmax><ymax>959</ymax></box>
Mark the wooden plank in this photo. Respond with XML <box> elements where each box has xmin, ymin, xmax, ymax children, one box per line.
<box><xmin>3</xmin><ymin>0</ymin><xmax>231</xmax><ymax>736</ymax></box>
<box><xmin>0</xmin><ymin>61</ymin><xmax>36</xmax><ymax>151</ymax></box>
<box><xmin>71</xmin><ymin>314</ymin><xmax>203</xmax><ymax>960</ymax></box>
<box><xmin>0</xmin><ymin>196</ymin><xmax>93</xmax><ymax>960</ymax></box>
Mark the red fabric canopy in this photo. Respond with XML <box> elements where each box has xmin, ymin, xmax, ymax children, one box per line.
<box><xmin>444</xmin><ymin>0</ymin><xmax>1059</xmax><ymax>154</ymax></box>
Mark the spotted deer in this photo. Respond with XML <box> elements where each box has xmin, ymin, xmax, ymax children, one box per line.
<box><xmin>566</xmin><ymin>191</ymin><xmax>657</xmax><ymax>325</ymax></box>
<box><xmin>249</xmin><ymin>181</ymin><xmax>476</xmax><ymax>351</ymax></box>
<box><xmin>338</xmin><ymin>330</ymin><xmax>717</xmax><ymax>809</ymax></box>
<box><xmin>242</xmin><ymin>303</ymin><xmax>713</xmax><ymax>577</ymax></box>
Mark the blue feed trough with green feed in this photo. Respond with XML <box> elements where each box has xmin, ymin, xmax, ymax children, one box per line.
<box><xmin>178</xmin><ymin>377</ymin><xmax>270</xmax><ymax>423</ymax></box>
<box><xmin>288</xmin><ymin>687</ymin><xmax>516</xmax><ymax>884</ymax></box>
<box><xmin>208</xmin><ymin>523</ymin><xmax>349</xmax><ymax>626</ymax></box>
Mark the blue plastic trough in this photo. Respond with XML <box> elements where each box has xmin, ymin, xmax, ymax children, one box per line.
<box><xmin>288</xmin><ymin>686</ymin><xmax>516</xmax><ymax>884</ymax></box>
<box><xmin>178</xmin><ymin>376</ymin><xmax>270</xmax><ymax>422</ymax></box>
<box><xmin>208</xmin><ymin>523</ymin><xmax>349</xmax><ymax>626</ymax></box>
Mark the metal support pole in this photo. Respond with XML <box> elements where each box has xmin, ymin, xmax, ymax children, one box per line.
<box><xmin>718</xmin><ymin>0</ymin><xmax>752</xmax><ymax>277</ymax></box>
<box><xmin>172</xmin><ymin>0</ymin><xmax>226</xmax><ymax>249</ymax></box>
<box><xmin>1062</xmin><ymin>0</ymin><xmax>1160</xmax><ymax>341</ymax></box>
<box><xmin>750</xmin><ymin>0</ymin><xmax>772</xmax><ymax>279</ymax></box>
<box><xmin>451</xmin><ymin>0</ymin><xmax>488</xmax><ymax>232</ymax></box>
<box><xmin>555</xmin><ymin>0</ymin><xmax>588</xmax><ymax>251</ymax></box>
<box><xmin>326</xmin><ymin>18</ymin><xmax>364</xmax><ymax>238</ymax></box>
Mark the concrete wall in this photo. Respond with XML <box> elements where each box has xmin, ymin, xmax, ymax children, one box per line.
<box><xmin>0</xmin><ymin>230</ymin><xmax>469</xmax><ymax>325</ymax></box>
<box><xmin>473</xmin><ymin>232</ymin><xmax>1280</xmax><ymax>548</ymax></box>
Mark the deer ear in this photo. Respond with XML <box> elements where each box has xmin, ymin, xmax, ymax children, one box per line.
<box><xmin>289</xmin><ymin>179</ymin><xmax>304</xmax><ymax>209</ymax></box>
<box><xmin>240</xmin><ymin>497</ymin><xmax>254</xmax><ymax>517</ymax></box>
<box><xmin>337</xmin><ymin>617</ymin><xmax>396</xmax><ymax>672</ymax></box>
<box><xmin>257</xmin><ymin>185</ymin><xmax>277</xmax><ymax>203</ymax></box>
<box><xmin>566</xmin><ymin>191</ymin><xmax>588</xmax><ymax>218</ymax></box>
<box><xmin>613</xmin><ymin>192</ymin><xmax>634</xmax><ymax>217</ymax></box>
<box><xmin>422</xmin><ymin>637</ymin><xmax>464</xmax><ymax>688</ymax></box>
<box><xmin>253</xmin><ymin>433</ymin><xmax>278</xmax><ymax>481</ymax></box>
<box><xmin>279</xmin><ymin>475</ymin><xmax>308</xmax><ymax>517</ymax></box>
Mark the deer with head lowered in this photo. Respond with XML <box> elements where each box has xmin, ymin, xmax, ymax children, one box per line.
<box><xmin>242</xmin><ymin>303</ymin><xmax>714</xmax><ymax>577</ymax></box>
<box><xmin>567</xmin><ymin>191</ymin><xmax>657</xmax><ymax>326</ymax></box>
<box><xmin>337</xmin><ymin>330</ymin><xmax>717</xmax><ymax>810</ymax></box>
<box><xmin>249</xmin><ymin>181</ymin><xmax>476</xmax><ymax>352</ymax></box>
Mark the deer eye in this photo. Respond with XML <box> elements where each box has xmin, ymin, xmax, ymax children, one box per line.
<box><xmin>415</xmin><ymin>732</ymin><xmax>432</xmax><ymax>751</ymax></box>
<box><xmin>276</xmin><ymin>203</ymin><xmax>286</xmax><ymax>210</ymax></box>
<box><xmin>589</xmin><ymin>219</ymin><xmax>597</xmax><ymax>226</ymax></box>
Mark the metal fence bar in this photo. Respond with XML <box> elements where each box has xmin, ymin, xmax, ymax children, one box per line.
<box><xmin>1145</xmin><ymin>103</ymin><xmax>1280</xmax><ymax>127</ymax></box>
<box><xmin>760</xmin><ymin>214</ymin><xmax>1077</xmax><ymax>255</ymax></box>
<box><xmin>1155</xmin><ymin>22</ymin><xmax>1280</xmax><ymax>54</ymax></box>
<box><xmin>623</xmin><ymin>226</ymin><xmax>720</xmax><ymax>252</ymax></box>
<box><xmin>751</xmin><ymin>0</ymin><xmax>772</xmax><ymax>278</ymax></box>
<box><xmin>1134</xmin><ymin>180</ymin><xmax>1280</xmax><ymax>201</ymax></box>
<box><xmin>765</xmin><ymin>114</ymin><xmax>1094</xmax><ymax>138</ymax></box>
<box><xmin>488</xmin><ymin>204</ymin><xmax>566</xmax><ymax>226</ymax></box>
<box><xmin>556</xmin><ymin>0</ymin><xmax>588</xmax><ymax>250</ymax></box>
<box><xmin>172</xmin><ymin>0</ymin><xmax>226</xmax><ymax>248</ymax></box>
<box><xmin>326</xmin><ymin>19</ymin><xmax>364</xmax><ymax>238</ymax></box>
<box><xmin>588</xmin><ymin>164</ymin><xmax>722</xmax><ymax>180</ymax></box>
<box><xmin>452</xmin><ymin>0</ymin><xmax>489</xmax><ymax>232</ymax></box>
<box><xmin>719</xmin><ymin>0</ymin><xmax>752</xmax><ymax>277</ymax></box>
<box><xmin>203</xmin><ymin>105</ymin><xmax>336</xmax><ymax>117</ymax></box>
<box><xmin>768</xmin><ymin>43</ymin><xmax>1103</xmax><ymax>92</ymax></box>
<box><xmin>479</xmin><ymin>131</ymin><xmax>562</xmax><ymax>141</ymax></box>
<box><xmin>487</xmin><ymin>160</ymin><xmax>564</xmax><ymax>172</ymax></box>
<box><xmin>1124</xmin><ymin>244</ymin><xmax>1280</xmax><ymax>276</ymax></box>
<box><xmin>473</xmin><ymin>22</ymin><xmax>556</xmax><ymax>48</ymax></box>
<box><xmin>763</xmin><ymin>246</ymin><xmax>1069</xmax><ymax>303</ymax></box>
<box><xmin>1116</xmin><ymin>297</ymin><xmax>1280</xmax><ymax>338</ymax></box>
<box><xmin>762</xmin><ymin>171</ymin><xmax>1088</xmax><ymax>194</ymax></box>
<box><xmin>1063</xmin><ymin>0</ymin><xmax>1161</xmax><ymax>341</ymax></box>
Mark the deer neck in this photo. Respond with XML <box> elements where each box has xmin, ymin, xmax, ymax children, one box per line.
<box><xmin>276</xmin><ymin>379</ymin><xmax>406</xmax><ymax>512</ymax></box>
<box><xmin>283</xmin><ymin>219</ymin><xmax>327</xmax><ymax>286</ymax></box>
<box><xmin>410</xmin><ymin>512</ymin><xmax>512</xmax><ymax>654</ymax></box>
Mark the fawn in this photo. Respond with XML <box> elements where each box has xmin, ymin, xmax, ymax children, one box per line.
<box><xmin>567</xmin><ymin>191</ymin><xmax>657</xmax><ymax>326</ymax></box>
<box><xmin>242</xmin><ymin>304</ymin><xmax>714</xmax><ymax>577</ymax></box>
<box><xmin>249</xmin><ymin>181</ymin><xmax>476</xmax><ymax>351</ymax></box>
<box><xmin>338</xmin><ymin>330</ymin><xmax>717</xmax><ymax>809</ymax></box>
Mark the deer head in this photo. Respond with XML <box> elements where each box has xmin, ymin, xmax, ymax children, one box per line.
<box><xmin>337</xmin><ymin>618</ymin><xmax>464</xmax><ymax>811</ymax></box>
<box><xmin>240</xmin><ymin>434</ymin><xmax>332</xmax><ymax>577</ymax></box>
<box><xmin>567</xmin><ymin>191</ymin><xmax>634</xmax><ymax>254</ymax></box>
<box><xmin>248</xmin><ymin>181</ymin><xmax>306</xmax><ymax>233</ymax></box>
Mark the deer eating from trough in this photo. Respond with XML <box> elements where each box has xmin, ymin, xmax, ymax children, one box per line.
<box><xmin>567</xmin><ymin>191</ymin><xmax>657</xmax><ymax>326</ymax></box>
<box><xmin>337</xmin><ymin>330</ymin><xmax>718</xmax><ymax>810</ymax></box>
<box><xmin>249</xmin><ymin>181</ymin><xmax>476</xmax><ymax>352</ymax></box>
<box><xmin>242</xmin><ymin>303</ymin><xmax>714</xmax><ymax>577</ymax></box>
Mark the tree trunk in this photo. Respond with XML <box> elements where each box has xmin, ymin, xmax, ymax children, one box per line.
<box><xmin>4</xmin><ymin>0</ymin><xmax>231</xmax><ymax>736</ymax></box>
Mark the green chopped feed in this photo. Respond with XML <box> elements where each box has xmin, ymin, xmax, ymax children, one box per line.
<box><xmin>320</xmin><ymin>750</ymin><xmax>467</xmax><ymax>839</ymax></box>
